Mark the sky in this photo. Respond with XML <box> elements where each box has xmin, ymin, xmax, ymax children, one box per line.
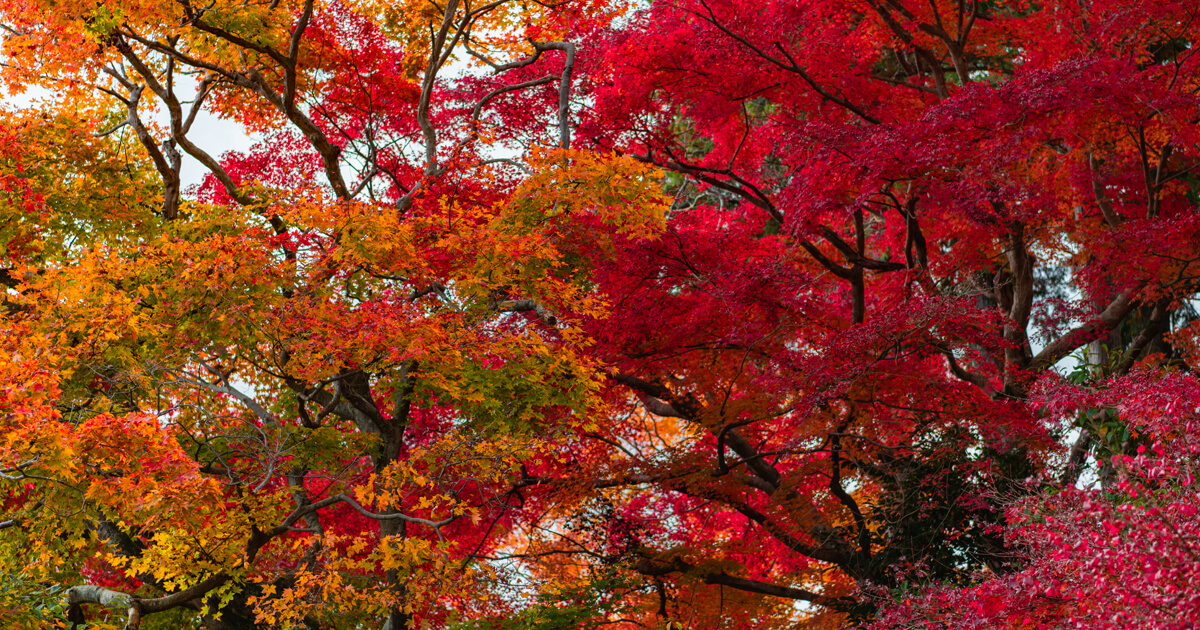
<box><xmin>177</xmin><ymin>113</ymin><xmax>259</xmax><ymax>188</ymax></box>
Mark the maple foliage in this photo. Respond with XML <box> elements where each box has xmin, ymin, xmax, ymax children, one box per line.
<box><xmin>870</xmin><ymin>371</ymin><xmax>1200</xmax><ymax>630</ymax></box>
<box><xmin>495</xmin><ymin>0</ymin><xmax>1200</xmax><ymax>627</ymax></box>
<box><xmin>0</xmin><ymin>0</ymin><xmax>1199</xmax><ymax>628</ymax></box>
<box><xmin>0</xmin><ymin>0</ymin><xmax>664</xmax><ymax>628</ymax></box>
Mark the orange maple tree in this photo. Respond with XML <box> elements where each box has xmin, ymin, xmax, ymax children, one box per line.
<box><xmin>0</xmin><ymin>0</ymin><xmax>664</xmax><ymax>628</ymax></box>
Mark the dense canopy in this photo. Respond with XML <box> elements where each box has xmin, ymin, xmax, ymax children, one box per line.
<box><xmin>0</xmin><ymin>0</ymin><xmax>1199</xmax><ymax>628</ymax></box>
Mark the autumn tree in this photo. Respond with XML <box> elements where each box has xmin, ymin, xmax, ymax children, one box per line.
<box><xmin>0</xmin><ymin>0</ymin><xmax>665</xmax><ymax>628</ymax></box>
<box><xmin>457</xmin><ymin>0</ymin><xmax>1200</xmax><ymax>627</ymax></box>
